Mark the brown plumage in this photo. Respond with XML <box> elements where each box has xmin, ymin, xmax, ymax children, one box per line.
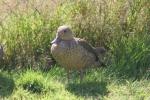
<box><xmin>51</xmin><ymin>25</ymin><xmax>105</xmax><ymax>82</ymax></box>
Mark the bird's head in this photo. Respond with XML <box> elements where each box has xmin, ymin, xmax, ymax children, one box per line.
<box><xmin>51</xmin><ymin>25</ymin><xmax>74</xmax><ymax>44</ymax></box>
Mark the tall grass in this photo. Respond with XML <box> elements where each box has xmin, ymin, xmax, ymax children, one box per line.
<box><xmin>0</xmin><ymin>0</ymin><xmax>62</xmax><ymax>69</ymax></box>
<box><xmin>0</xmin><ymin>0</ymin><xmax>149</xmax><ymax>78</ymax></box>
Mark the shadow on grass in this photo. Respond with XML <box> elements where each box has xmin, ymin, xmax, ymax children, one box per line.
<box><xmin>66</xmin><ymin>81</ymin><xmax>108</xmax><ymax>97</ymax></box>
<box><xmin>0</xmin><ymin>73</ymin><xmax>15</xmax><ymax>97</ymax></box>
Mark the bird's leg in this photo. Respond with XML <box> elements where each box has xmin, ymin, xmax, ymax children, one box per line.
<box><xmin>79</xmin><ymin>69</ymin><xmax>83</xmax><ymax>83</ymax></box>
<box><xmin>67</xmin><ymin>69</ymin><xmax>70</xmax><ymax>83</ymax></box>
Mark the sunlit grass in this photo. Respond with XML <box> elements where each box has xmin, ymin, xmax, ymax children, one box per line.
<box><xmin>0</xmin><ymin>67</ymin><xmax>150</xmax><ymax>100</ymax></box>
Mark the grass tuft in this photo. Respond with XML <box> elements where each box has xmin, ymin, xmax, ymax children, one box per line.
<box><xmin>17</xmin><ymin>70</ymin><xmax>45</xmax><ymax>93</ymax></box>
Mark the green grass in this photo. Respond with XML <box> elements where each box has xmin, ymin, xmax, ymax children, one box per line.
<box><xmin>0</xmin><ymin>71</ymin><xmax>15</xmax><ymax>97</ymax></box>
<box><xmin>0</xmin><ymin>67</ymin><xmax>150</xmax><ymax>100</ymax></box>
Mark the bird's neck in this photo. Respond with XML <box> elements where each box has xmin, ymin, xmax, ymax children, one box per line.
<box><xmin>59</xmin><ymin>38</ymin><xmax>77</xmax><ymax>47</ymax></box>
<box><xmin>61</xmin><ymin>37</ymin><xmax>75</xmax><ymax>41</ymax></box>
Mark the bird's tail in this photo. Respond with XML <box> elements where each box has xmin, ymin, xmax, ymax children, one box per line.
<box><xmin>94</xmin><ymin>47</ymin><xmax>106</xmax><ymax>55</ymax></box>
<box><xmin>93</xmin><ymin>47</ymin><xmax>106</xmax><ymax>67</ymax></box>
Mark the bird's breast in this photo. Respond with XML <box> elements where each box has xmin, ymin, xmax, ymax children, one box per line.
<box><xmin>51</xmin><ymin>41</ymin><xmax>96</xmax><ymax>69</ymax></box>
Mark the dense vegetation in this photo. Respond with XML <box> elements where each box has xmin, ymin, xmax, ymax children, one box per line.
<box><xmin>0</xmin><ymin>0</ymin><xmax>150</xmax><ymax>99</ymax></box>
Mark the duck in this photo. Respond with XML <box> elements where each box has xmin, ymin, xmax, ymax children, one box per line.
<box><xmin>51</xmin><ymin>25</ymin><xmax>105</xmax><ymax>82</ymax></box>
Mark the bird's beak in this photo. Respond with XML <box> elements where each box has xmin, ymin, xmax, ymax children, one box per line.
<box><xmin>51</xmin><ymin>36</ymin><xmax>61</xmax><ymax>44</ymax></box>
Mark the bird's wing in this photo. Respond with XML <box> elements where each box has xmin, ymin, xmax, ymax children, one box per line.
<box><xmin>93</xmin><ymin>47</ymin><xmax>106</xmax><ymax>55</ymax></box>
<box><xmin>75</xmin><ymin>38</ymin><xmax>99</xmax><ymax>61</ymax></box>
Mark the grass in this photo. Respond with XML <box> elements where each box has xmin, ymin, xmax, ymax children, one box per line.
<box><xmin>0</xmin><ymin>71</ymin><xmax>15</xmax><ymax>97</ymax></box>
<box><xmin>0</xmin><ymin>0</ymin><xmax>150</xmax><ymax>99</ymax></box>
<box><xmin>0</xmin><ymin>67</ymin><xmax>150</xmax><ymax>100</ymax></box>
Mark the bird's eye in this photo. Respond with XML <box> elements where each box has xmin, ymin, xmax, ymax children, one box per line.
<box><xmin>64</xmin><ymin>30</ymin><xmax>67</xmax><ymax>33</ymax></box>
